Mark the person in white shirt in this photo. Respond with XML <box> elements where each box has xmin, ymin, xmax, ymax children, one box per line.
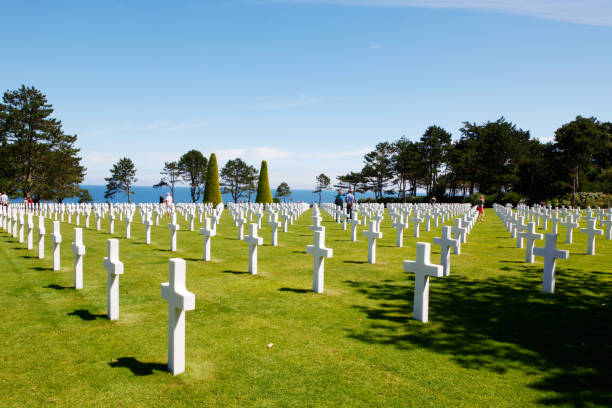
<box><xmin>0</xmin><ymin>192</ymin><xmax>8</xmax><ymax>207</ymax></box>
<box><xmin>165</xmin><ymin>192</ymin><xmax>174</xmax><ymax>215</ymax></box>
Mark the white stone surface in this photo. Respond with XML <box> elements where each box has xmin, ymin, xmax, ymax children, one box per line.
<box><xmin>168</xmin><ymin>213</ymin><xmax>180</xmax><ymax>252</ymax></box>
<box><xmin>580</xmin><ymin>218</ymin><xmax>603</xmax><ymax>255</ymax></box>
<box><xmin>161</xmin><ymin>258</ymin><xmax>195</xmax><ymax>376</ymax></box>
<box><xmin>533</xmin><ymin>233</ymin><xmax>569</xmax><ymax>294</ymax></box>
<box><xmin>199</xmin><ymin>217</ymin><xmax>216</xmax><ymax>261</ymax></box>
<box><xmin>306</xmin><ymin>227</ymin><xmax>333</xmax><ymax>293</ymax></box>
<box><xmin>51</xmin><ymin>221</ymin><xmax>62</xmax><ymax>271</ymax></box>
<box><xmin>71</xmin><ymin>228</ymin><xmax>86</xmax><ymax>289</ymax></box>
<box><xmin>37</xmin><ymin>216</ymin><xmax>46</xmax><ymax>259</ymax></box>
<box><xmin>433</xmin><ymin>226</ymin><xmax>458</xmax><ymax>277</ymax></box>
<box><xmin>403</xmin><ymin>242</ymin><xmax>443</xmax><ymax>323</ymax></box>
<box><xmin>518</xmin><ymin>222</ymin><xmax>542</xmax><ymax>263</ymax></box>
<box><xmin>244</xmin><ymin>223</ymin><xmax>263</xmax><ymax>275</ymax></box>
<box><xmin>104</xmin><ymin>239</ymin><xmax>124</xmax><ymax>320</ymax></box>
<box><xmin>362</xmin><ymin>220</ymin><xmax>382</xmax><ymax>264</ymax></box>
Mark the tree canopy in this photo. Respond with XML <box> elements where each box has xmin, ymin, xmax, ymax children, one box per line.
<box><xmin>104</xmin><ymin>157</ymin><xmax>137</xmax><ymax>203</ymax></box>
<box><xmin>0</xmin><ymin>85</ymin><xmax>85</xmax><ymax>202</ymax></box>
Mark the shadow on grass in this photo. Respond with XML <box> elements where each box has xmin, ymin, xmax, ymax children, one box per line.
<box><xmin>108</xmin><ymin>357</ymin><xmax>167</xmax><ymax>376</ymax></box>
<box><xmin>344</xmin><ymin>265</ymin><xmax>612</xmax><ymax>406</ymax></box>
<box><xmin>278</xmin><ymin>287</ymin><xmax>310</xmax><ymax>294</ymax></box>
<box><xmin>31</xmin><ymin>266</ymin><xmax>53</xmax><ymax>271</ymax></box>
<box><xmin>21</xmin><ymin>255</ymin><xmax>38</xmax><ymax>259</ymax></box>
<box><xmin>67</xmin><ymin>309</ymin><xmax>107</xmax><ymax>321</ymax></box>
<box><xmin>44</xmin><ymin>284</ymin><xmax>72</xmax><ymax>290</ymax></box>
<box><xmin>344</xmin><ymin>260</ymin><xmax>367</xmax><ymax>264</ymax></box>
<box><xmin>292</xmin><ymin>250</ymin><xmax>306</xmax><ymax>254</ymax></box>
<box><xmin>221</xmin><ymin>270</ymin><xmax>249</xmax><ymax>275</ymax></box>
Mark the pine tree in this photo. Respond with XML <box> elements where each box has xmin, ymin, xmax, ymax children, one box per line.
<box><xmin>203</xmin><ymin>153</ymin><xmax>222</xmax><ymax>206</ymax></box>
<box><xmin>255</xmin><ymin>160</ymin><xmax>273</xmax><ymax>204</ymax></box>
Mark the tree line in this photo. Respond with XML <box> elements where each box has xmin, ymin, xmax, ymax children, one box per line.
<box><xmin>329</xmin><ymin>117</ymin><xmax>611</xmax><ymax>206</ymax></box>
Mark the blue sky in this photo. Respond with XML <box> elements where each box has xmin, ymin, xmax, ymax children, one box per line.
<box><xmin>1</xmin><ymin>0</ymin><xmax>611</xmax><ymax>188</ymax></box>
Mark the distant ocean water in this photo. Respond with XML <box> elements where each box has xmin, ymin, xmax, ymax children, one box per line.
<box><xmin>57</xmin><ymin>185</ymin><xmax>379</xmax><ymax>204</ymax></box>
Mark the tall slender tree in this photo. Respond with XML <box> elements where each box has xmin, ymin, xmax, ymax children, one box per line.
<box><xmin>203</xmin><ymin>153</ymin><xmax>222</xmax><ymax>206</ymax></box>
<box><xmin>314</xmin><ymin>173</ymin><xmax>331</xmax><ymax>205</ymax></box>
<box><xmin>255</xmin><ymin>160</ymin><xmax>273</xmax><ymax>204</ymax></box>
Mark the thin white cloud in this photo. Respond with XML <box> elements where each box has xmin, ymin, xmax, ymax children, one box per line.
<box><xmin>368</xmin><ymin>41</ymin><xmax>382</xmax><ymax>50</ymax></box>
<box><xmin>251</xmin><ymin>94</ymin><xmax>324</xmax><ymax>111</ymax></box>
<box><xmin>270</xmin><ymin>0</ymin><xmax>612</xmax><ymax>27</ymax></box>
<box><xmin>300</xmin><ymin>147</ymin><xmax>372</xmax><ymax>159</ymax></box>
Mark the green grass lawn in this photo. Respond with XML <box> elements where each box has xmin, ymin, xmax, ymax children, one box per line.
<box><xmin>0</xmin><ymin>208</ymin><xmax>610</xmax><ymax>407</ymax></box>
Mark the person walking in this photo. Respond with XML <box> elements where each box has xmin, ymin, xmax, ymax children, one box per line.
<box><xmin>334</xmin><ymin>189</ymin><xmax>344</xmax><ymax>222</ymax></box>
<box><xmin>165</xmin><ymin>192</ymin><xmax>174</xmax><ymax>216</ymax></box>
<box><xmin>0</xmin><ymin>192</ymin><xmax>8</xmax><ymax>207</ymax></box>
<box><xmin>345</xmin><ymin>189</ymin><xmax>355</xmax><ymax>217</ymax></box>
<box><xmin>477</xmin><ymin>195</ymin><xmax>485</xmax><ymax>222</ymax></box>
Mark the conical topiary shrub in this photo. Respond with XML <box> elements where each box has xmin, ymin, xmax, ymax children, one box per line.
<box><xmin>255</xmin><ymin>160</ymin><xmax>273</xmax><ymax>204</ymax></box>
<box><xmin>203</xmin><ymin>153</ymin><xmax>222</xmax><ymax>206</ymax></box>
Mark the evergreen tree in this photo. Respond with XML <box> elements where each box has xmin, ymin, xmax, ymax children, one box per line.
<box><xmin>275</xmin><ymin>182</ymin><xmax>291</xmax><ymax>202</ymax></box>
<box><xmin>203</xmin><ymin>153</ymin><xmax>222</xmax><ymax>206</ymax></box>
<box><xmin>255</xmin><ymin>160</ymin><xmax>273</xmax><ymax>204</ymax></box>
<box><xmin>314</xmin><ymin>173</ymin><xmax>331</xmax><ymax>205</ymax></box>
<box><xmin>220</xmin><ymin>158</ymin><xmax>258</xmax><ymax>202</ymax></box>
<box><xmin>0</xmin><ymin>85</ymin><xmax>85</xmax><ymax>200</ymax></box>
<box><xmin>178</xmin><ymin>149</ymin><xmax>207</xmax><ymax>202</ymax></box>
<box><xmin>104</xmin><ymin>157</ymin><xmax>137</xmax><ymax>203</ymax></box>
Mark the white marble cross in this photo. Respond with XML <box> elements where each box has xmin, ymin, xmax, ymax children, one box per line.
<box><xmin>392</xmin><ymin>213</ymin><xmax>408</xmax><ymax>247</ymax></box>
<box><xmin>306</xmin><ymin>227</ymin><xmax>333</xmax><ymax>293</ymax></box>
<box><xmin>518</xmin><ymin>222</ymin><xmax>542</xmax><ymax>263</ymax></box>
<box><xmin>199</xmin><ymin>217</ymin><xmax>216</xmax><ymax>261</ymax></box>
<box><xmin>310</xmin><ymin>213</ymin><xmax>323</xmax><ymax>233</ymax></box>
<box><xmin>433</xmin><ymin>226</ymin><xmax>458</xmax><ymax>277</ymax></box>
<box><xmin>451</xmin><ymin>219</ymin><xmax>466</xmax><ymax>254</ymax></box>
<box><xmin>533</xmin><ymin>233</ymin><xmax>569</xmax><ymax>294</ymax></box>
<box><xmin>244</xmin><ymin>223</ymin><xmax>263</xmax><ymax>274</ymax></box>
<box><xmin>348</xmin><ymin>211</ymin><xmax>361</xmax><ymax>242</ymax></box>
<box><xmin>602</xmin><ymin>213</ymin><xmax>612</xmax><ymax>240</ymax></box>
<box><xmin>71</xmin><ymin>228</ymin><xmax>86</xmax><ymax>289</ymax></box>
<box><xmin>26</xmin><ymin>213</ymin><xmax>34</xmax><ymax>250</ymax></box>
<box><xmin>161</xmin><ymin>258</ymin><xmax>195</xmax><ymax>376</ymax></box>
<box><xmin>168</xmin><ymin>212</ymin><xmax>180</xmax><ymax>251</ymax></box>
<box><xmin>37</xmin><ymin>216</ymin><xmax>46</xmax><ymax>259</ymax></box>
<box><xmin>580</xmin><ymin>218</ymin><xmax>603</xmax><ymax>255</ymax></box>
<box><xmin>18</xmin><ymin>212</ymin><xmax>25</xmax><ymax>243</ymax></box>
<box><xmin>235</xmin><ymin>212</ymin><xmax>247</xmax><ymax>240</ymax></box>
<box><xmin>268</xmin><ymin>212</ymin><xmax>281</xmax><ymax>246</ymax></box>
<box><xmin>403</xmin><ymin>242</ymin><xmax>444</xmax><ymax>323</ymax></box>
<box><xmin>51</xmin><ymin>221</ymin><xmax>62</xmax><ymax>271</ymax></box>
<box><xmin>125</xmin><ymin>213</ymin><xmax>133</xmax><ymax>239</ymax></box>
<box><xmin>104</xmin><ymin>239</ymin><xmax>124</xmax><ymax>320</ymax></box>
<box><xmin>144</xmin><ymin>215</ymin><xmax>153</xmax><ymax>244</ymax></box>
<box><xmin>563</xmin><ymin>215</ymin><xmax>579</xmax><ymax>244</ymax></box>
<box><xmin>109</xmin><ymin>212</ymin><xmax>115</xmax><ymax>234</ymax></box>
<box><xmin>362</xmin><ymin>220</ymin><xmax>382</xmax><ymax>264</ymax></box>
<box><xmin>410</xmin><ymin>212</ymin><xmax>424</xmax><ymax>238</ymax></box>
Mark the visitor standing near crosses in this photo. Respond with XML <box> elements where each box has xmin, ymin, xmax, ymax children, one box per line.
<box><xmin>345</xmin><ymin>189</ymin><xmax>355</xmax><ymax>217</ymax></box>
<box><xmin>334</xmin><ymin>190</ymin><xmax>344</xmax><ymax>208</ymax></box>
<box><xmin>165</xmin><ymin>192</ymin><xmax>173</xmax><ymax>216</ymax></box>
<box><xmin>0</xmin><ymin>192</ymin><xmax>8</xmax><ymax>207</ymax></box>
<box><xmin>477</xmin><ymin>195</ymin><xmax>485</xmax><ymax>222</ymax></box>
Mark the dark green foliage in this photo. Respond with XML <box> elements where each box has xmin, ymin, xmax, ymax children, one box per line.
<box><xmin>0</xmin><ymin>85</ymin><xmax>85</xmax><ymax>201</ymax></box>
<box><xmin>220</xmin><ymin>158</ymin><xmax>258</xmax><ymax>203</ymax></box>
<box><xmin>275</xmin><ymin>182</ymin><xmax>291</xmax><ymax>202</ymax></box>
<box><xmin>203</xmin><ymin>153</ymin><xmax>222</xmax><ymax>206</ymax></box>
<box><xmin>77</xmin><ymin>188</ymin><xmax>93</xmax><ymax>203</ymax></box>
<box><xmin>255</xmin><ymin>161</ymin><xmax>273</xmax><ymax>204</ymax></box>
<box><xmin>420</xmin><ymin>125</ymin><xmax>452</xmax><ymax>196</ymax></box>
<box><xmin>153</xmin><ymin>161</ymin><xmax>181</xmax><ymax>199</ymax></box>
<box><xmin>313</xmin><ymin>173</ymin><xmax>330</xmax><ymax>205</ymax></box>
<box><xmin>104</xmin><ymin>157</ymin><xmax>137</xmax><ymax>203</ymax></box>
<box><xmin>178</xmin><ymin>150</ymin><xmax>207</xmax><ymax>203</ymax></box>
<box><xmin>361</xmin><ymin>142</ymin><xmax>394</xmax><ymax>200</ymax></box>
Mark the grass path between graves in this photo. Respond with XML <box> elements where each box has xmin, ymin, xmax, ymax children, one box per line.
<box><xmin>0</xmin><ymin>208</ymin><xmax>610</xmax><ymax>407</ymax></box>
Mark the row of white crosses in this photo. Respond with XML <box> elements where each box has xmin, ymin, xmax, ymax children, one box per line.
<box><xmin>494</xmin><ymin>203</ymin><xmax>609</xmax><ymax>293</ymax></box>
